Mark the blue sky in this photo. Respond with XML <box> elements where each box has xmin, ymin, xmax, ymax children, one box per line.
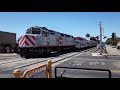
<box><xmin>0</xmin><ymin>12</ymin><xmax>120</xmax><ymax>41</ymax></box>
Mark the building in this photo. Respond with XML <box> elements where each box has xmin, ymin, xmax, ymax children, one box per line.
<box><xmin>0</xmin><ymin>31</ymin><xmax>16</xmax><ymax>53</ymax></box>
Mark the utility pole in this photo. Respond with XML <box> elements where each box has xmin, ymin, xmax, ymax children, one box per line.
<box><xmin>103</xmin><ymin>28</ymin><xmax>104</xmax><ymax>36</ymax></box>
<box><xmin>99</xmin><ymin>21</ymin><xmax>103</xmax><ymax>55</ymax></box>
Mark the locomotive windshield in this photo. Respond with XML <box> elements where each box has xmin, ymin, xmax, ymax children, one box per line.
<box><xmin>26</xmin><ymin>27</ymin><xmax>41</xmax><ymax>34</ymax></box>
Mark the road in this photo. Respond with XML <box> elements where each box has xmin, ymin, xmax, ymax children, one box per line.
<box><xmin>0</xmin><ymin>50</ymin><xmax>83</xmax><ymax>78</ymax></box>
<box><xmin>53</xmin><ymin>47</ymin><xmax>120</xmax><ymax>78</ymax></box>
<box><xmin>1</xmin><ymin>46</ymin><xmax>120</xmax><ymax>78</ymax></box>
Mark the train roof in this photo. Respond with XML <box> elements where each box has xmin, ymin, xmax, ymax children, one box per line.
<box><xmin>75</xmin><ymin>37</ymin><xmax>87</xmax><ymax>40</ymax></box>
<box><xmin>27</xmin><ymin>26</ymin><xmax>74</xmax><ymax>37</ymax></box>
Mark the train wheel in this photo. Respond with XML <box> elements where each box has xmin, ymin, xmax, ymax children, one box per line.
<box><xmin>19</xmin><ymin>51</ymin><xmax>25</xmax><ymax>58</ymax></box>
<box><xmin>20</xmin><ymin>53</ymin><xmax>24</xmax><ymax>58</ymax></box>
<box><xmin>24</xmin><ymin>54</ymin><xmax>30</xmax><ymax>59</ymax></box>
<box><xmin>47</xmin><ymin>48</ymin><xmax>52</xmax><ymax>55</ymax></box>
<box><xmin>57</xmin><ymin>48</ymin><xmax>62</xmax><ymax>53</ymax></box>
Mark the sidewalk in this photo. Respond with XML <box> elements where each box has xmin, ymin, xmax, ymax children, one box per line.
<box><xmin>106</xmin><ymin>45</ymin><xmax>120</xmax><ymax>56</ymax></box>
<box><xmin>0</xmin><ymin>53</ymin><xmax>17</xmax><ymax>56</ymax></box>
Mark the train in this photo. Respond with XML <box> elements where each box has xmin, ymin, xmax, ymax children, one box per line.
<box><xmin>18</xmin><ymin>26</ymin><xmax>97</xmax><ymax>58</ymax></box>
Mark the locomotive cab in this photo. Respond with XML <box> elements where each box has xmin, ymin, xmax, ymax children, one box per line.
<box><xmin>18</xmin><ymin>26</ymin><xmax>50</xmax><ymax>58</ymax></box>
<box><xmin>26</xmin><ymin>26</ymin><xmax>41</xmax><ymax>35</ymax></box>
<box><xmin>19</xmin><ymin>26</ymin><xmax>41</xmax><ymax>48</ymax></box>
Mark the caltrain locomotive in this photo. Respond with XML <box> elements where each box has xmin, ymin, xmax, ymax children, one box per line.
<box><xmin>18</xmin><ymin>26</ymin><xmax>97</xmax><ymax>58</ymax></box>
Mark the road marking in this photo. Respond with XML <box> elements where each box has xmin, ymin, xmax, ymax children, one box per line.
<box><xmin>89</xmin><ymin>61</ymin><xmax>105</xmax><ymax>66</ymax></box>
<box><xmin>92</xmin><ymin>53</ymin><xmax>108</xmax><ymax>56</ymax></box>
<box><xmin>112</xmin><ymin>62</ymin><xmax>120</xmax><ymax>68</ymax></box>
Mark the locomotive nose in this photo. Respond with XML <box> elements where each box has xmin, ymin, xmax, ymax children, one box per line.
<box><xmin>19</xmin><ymin>35</ymin><xmax>36</xmax><ymax>47</ymax></box>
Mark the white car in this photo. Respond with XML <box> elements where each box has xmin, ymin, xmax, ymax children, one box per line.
<box><xmin>117</xmin><ymin>42</ymin><xmax>120</xmax><ymax>49</ymax></box>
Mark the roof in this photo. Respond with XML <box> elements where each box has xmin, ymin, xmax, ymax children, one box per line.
<box><xmin>0</xmin><ymin>31</ymin><xmax>16</xmax><ymax>34</ymax></box>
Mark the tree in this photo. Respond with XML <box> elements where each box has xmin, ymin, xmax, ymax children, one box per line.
<box><xmin>105</xmin><ymin>38</ymin><xmax>112</xmax><ymax>45</ymax></box>
<box><xmin>90</xmin><ymin>36</ymin><xmax>96</xmax><ymax>41</ymax></box>
<box><xmin>105</xmin><ymin>37</ymin><xmax>120</xmax><ymax>45</ymax></box>
<box><xmin>86</xmin><ymin>33</ymin><xmax>90</xmax><ymax>39</ymax></box>
<box><xmin>111</xmin><ymin>32</ymin><xmax>116</xmax><ymax>45</ymax></box>
<box><xmin>112</xmin><ymin>32</ymin><xmax>116</xmax><ymax>41</ymax></box>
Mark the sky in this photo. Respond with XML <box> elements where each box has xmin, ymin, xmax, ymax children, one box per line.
<box><xmin>0</xmin><ymin>12</ymin><xmax>120</xmax><ymax>42</ymax></box>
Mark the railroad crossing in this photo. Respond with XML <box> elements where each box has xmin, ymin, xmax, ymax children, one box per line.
<box><xmin>0</xmin><ymin>46</ymin><xmax>120</xmax><ymax>78</ymax></box>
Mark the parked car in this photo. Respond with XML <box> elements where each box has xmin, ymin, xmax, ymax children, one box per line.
<box><xmin>117</xmin><ymin>42</ymin><xmax>120</xmax><ymax>49</ymax></box>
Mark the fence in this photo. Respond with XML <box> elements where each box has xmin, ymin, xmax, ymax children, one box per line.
<box><xmin>13</xmin><ymin>59</ymin><xmax>52</xmax><ymax>78</ymax></box>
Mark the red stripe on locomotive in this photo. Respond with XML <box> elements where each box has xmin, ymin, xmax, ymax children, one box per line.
<box><xmin>31</xmin><ymin>36</ymin><xmax>36</xmax><ymax>41</ymax></box>
<box><xmin>20</xmin><ymin>36</ymin><xmax>25</xmax><ymax>45</ymax></box>
<box><xmin>21</xmin><ymin>40</ymin><xmax>29</xmax><ymax>46</ymax></box>
<box><xmin>59</xmin><ymin>36</ymin><xmax>62</xmax><ymax>44</ymax></box>
<box><xmin>25</xmin><ymin>35</ymin><xmax>35</xmax><ymax>45</ymax></box>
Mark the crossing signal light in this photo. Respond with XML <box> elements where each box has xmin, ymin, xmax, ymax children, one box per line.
<box><xmin>96</xmin><ymin>36</ymin><xmax>99</xmax><ymax>40</ymax></box>
<box><xmin>103</xmin><ymin>36</ymin><xmax>107</xmax><ymax>39</ymax></box>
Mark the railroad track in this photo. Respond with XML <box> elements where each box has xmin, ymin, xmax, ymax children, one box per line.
<box><xmin>2</xmin><ymin>52</ymin><xmax>80</xmax><ymax>71</ymax></box>
<box><xmin>0</xmin><ymin>47</ymin><xmax>96</xmax><ymax>72</ymax></box>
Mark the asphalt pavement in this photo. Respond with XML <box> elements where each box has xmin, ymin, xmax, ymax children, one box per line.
<box><xmin>53</xmin><ymin>47</ymin><xmax>120</xmax><ymax>78</ymax></box>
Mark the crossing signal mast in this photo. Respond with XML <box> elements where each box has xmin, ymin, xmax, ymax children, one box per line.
<box><xmin>99</xmin><ymin>21</ymin><xmax>103</xmax><ymax>55</ymax></box>
<box><xmin>103</xmin><ymin>28</ymin><xmax>104</xmax><ymax>36</ymax></box>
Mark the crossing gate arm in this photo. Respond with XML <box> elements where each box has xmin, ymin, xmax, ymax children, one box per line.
<box><xmin>55</xmin><ymin>67</ymin><xmax>111</xmax><ymax>78</ymax></box>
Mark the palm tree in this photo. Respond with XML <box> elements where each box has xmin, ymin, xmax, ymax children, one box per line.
<box><xmin>86</xmin><ymin>33</ymin><xmax>90</xmax><ymax>40</ymax></box>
